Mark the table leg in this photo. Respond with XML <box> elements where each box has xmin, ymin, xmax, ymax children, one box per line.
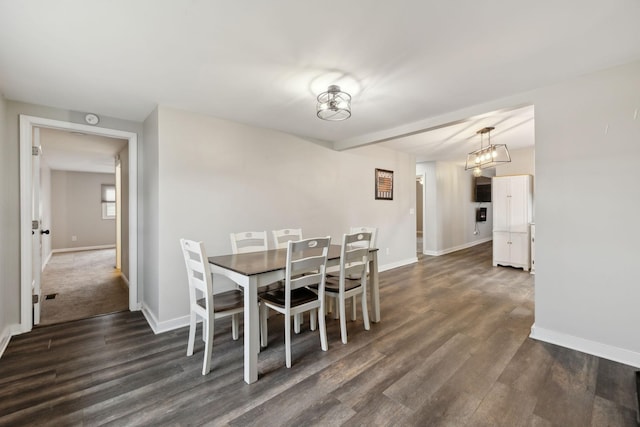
<box><xmin>369</xmin><ymin>251</ymin><xmax>380</xmax><ymax>323</ymax></box>
<box><xmin>244</xmin><ymin>277</ymin><xmax>259</xmax><ymax>384</ymax></box>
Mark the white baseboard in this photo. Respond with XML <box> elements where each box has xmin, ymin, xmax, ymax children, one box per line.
<box><xmin>42</xmin><ymin>251</ymin><xmax>53</xmax><ymax>271</ymax></box>
<box><xmin>379</xmin><ymin>257</ymin><xmax>418</xmax><ymax>272</ymax></box>
<box><xmin>52</xmin><ymin>244</ymin><xmax>116</xmax><ymax>253</ymax></box>
<box><xmin>141</xmin><ymin>303</ymin><xmax>190</xmax><ymax>335</ymax></box>
<box><xmin>0</xmin><ymin>325</ymin><xmax>11</xmax><ymax>359</ymax></box>
<box><xmin>423</xmin><ymin>237</ymin><xmax>492</xmax><ymax>257</ymax></box>
<box><xmin>530</xmin><ymin>324</ymin><xmax>640</xmax><ymax>369</ymax></box>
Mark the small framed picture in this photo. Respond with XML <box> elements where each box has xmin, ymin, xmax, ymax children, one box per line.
<box><xmin>375</xmin><ymin>168</ymin><xmax>394</xmax><ymax>200</ymax></box>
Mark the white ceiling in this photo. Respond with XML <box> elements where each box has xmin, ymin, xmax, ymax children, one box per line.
<box><xmin>40</xmin><ymin>128</ymin><xmax>127</xmax><ymax>174</ymax></box>
<box><xmin>1</xmin><ymin>1</ymin><xmax>639</xmax><ymax>160</ymax></box>
<box><xmin>381</xmin><ymin>105</ymin><xmax>535</xmax><ymax>164</ymax></box>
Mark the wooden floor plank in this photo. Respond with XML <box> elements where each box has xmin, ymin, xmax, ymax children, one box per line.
<box><xmin>383</xmin><ymin>333</ymin><xmax>475</xmax><ymax>410</ymax></box>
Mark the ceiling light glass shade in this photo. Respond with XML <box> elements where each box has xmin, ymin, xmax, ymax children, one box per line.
<box><xmin>465</xmin><ymin>144</ymin><xmax>511</xmax><ymax>170</ymax></box>
<box><xmin>316</xmin><ymin>85</ymin><xmax>351</xmax><ymax>121</ymax></box>
<box><xmin>465</xmin><ymin>127</ymin><xmax>511</xmax><ymax>172</ymax></box>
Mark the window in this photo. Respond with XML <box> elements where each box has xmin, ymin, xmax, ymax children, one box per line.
<box><xmin>102</xmin><ymin>184</ymin><xmax>116</xmax><ymax>219</ymax></box>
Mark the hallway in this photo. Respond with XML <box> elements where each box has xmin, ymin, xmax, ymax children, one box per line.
<box><xmin>40</xmin><ymin>249</ymin><xmax>128</xmax><ymax>325</ymax></box>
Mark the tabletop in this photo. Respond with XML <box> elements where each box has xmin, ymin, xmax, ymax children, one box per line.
<box><xmin>208</xmin><ymin>244</ymin><xmax>343</xmax><ymax>276</ymax></box>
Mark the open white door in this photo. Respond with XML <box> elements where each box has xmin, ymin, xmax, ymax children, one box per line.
<box><xmin>31</xmin><ymin>127</ymin><xmax>42</xmax><ymax>325</ymax></box>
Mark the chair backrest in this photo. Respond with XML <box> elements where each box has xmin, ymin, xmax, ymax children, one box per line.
<box><xmin>340</xmin><ymin>232</ymin><xmax>372</xmax><ymax>280</ymax></box>
<box><xmin>349</xmin><ymin>226</ymin><xmax>378</xmax><ymax>249</ymax></box>
<box><xmin>284</xmin><ymin>237</ymin><xmax>330</xmax><ymax>306</ymax></box>
<box><xmin>230</xmin><ymin>231</ymin><xmax>268</xmax><ymax>254</ymax></box>
<box><xmin>180</xmin><ymin>238</ymin><xmax>213</xmax><ymax>309</ymax></box>
<box><xmin>272</xmin><ymin>228</ymin><xmax>303</xmax><ymax>249</ymax></box>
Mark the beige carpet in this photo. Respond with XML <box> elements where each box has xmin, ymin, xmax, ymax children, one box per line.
<box><xmin>40</xmin><ymin>249</ymin><xmax>129</xmax><ymax>325</ymax></box>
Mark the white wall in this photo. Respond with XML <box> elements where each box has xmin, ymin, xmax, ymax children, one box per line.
<box><xmin>530</xmin><ymin>61</ymin><xmax>640</xmax><ymax>366</ymax></box>
<box><xmin>51</xmin><ymin>171</ymin><xmax>116</xmax><ymax>249</ymax></box>
<box><xmin>142</xmin><ymin>107</ymin><xmax>160</xmax><ymax>320</ymax></box>
<box><xmin>143</xmin><ymin>106</ymin><xmax>417</xmax><ymax>328</ymax></box>
<box><xmin>416</xmin><ymin>161</ymin><xmax>493</xmax><ymax>255</ymax></box>
<box><xmin>496</xmin><ymin>146</ymin><xmax>535</xmax><ymax>177</ymax></box>
<box><xmin>0</xmin><ymin>93</ymin><xmax>9</xmax><ymax>351</ymax></box>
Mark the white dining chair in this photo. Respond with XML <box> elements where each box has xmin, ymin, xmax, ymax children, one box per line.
<box><xmin>327</xmin><ymin>226</ymin><xmax>378</xmax><ymax>318</ymax></box>
<box><xmin>180</xmin><ymin>238</ymin><xmax>244</xmax><ymax>375</ymax></box>
<box><xmin>349</xmin><ymin>226</ymin><xmax>378</xmax><ymax>249</ymax></box>
<box><xmin>272</xmin><ymin>228</ymin><xmax>303</xmax><ymax>249</ymax></box>
<box><xmin>230</xmin><ymin>231</ymin><xmax>269</xmax><ymax>254</ymax></box>
<box><xmin>258</xmin><ymin>236</ymin><xmax>330</xmax><ymax>368</ymax></box>
<box><xmin>230</xmin><ymin>231</ymin><xmax>285</xmax><ymax>346</ymax></box>
<box><xmin>322</xmin><ymin>231</ymin><xmax>371</xmax><ymax>344</ymax></box>
<box><xmin>272</xmin><ymin>228</ymin><xmax>307</xmax><ymax>333</ymax></box>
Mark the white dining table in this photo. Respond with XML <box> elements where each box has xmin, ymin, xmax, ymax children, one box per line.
<box><xmin>208</xmin><ymin>244</ymin><xmax>380</xmax><ymax>384</ymax></box>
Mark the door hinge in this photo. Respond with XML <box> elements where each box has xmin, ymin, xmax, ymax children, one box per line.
<box><xmin>32</xmin><ymin>146</ymin><xmax>41</xmax><ymax>156</ymax></box>
<box><xmin>32</xmin><ymin>220</ymin><xmax>39</xmax><ymax>230</ymax></box>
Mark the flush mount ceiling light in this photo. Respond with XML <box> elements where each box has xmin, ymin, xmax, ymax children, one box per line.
<box><xmin>316</xmin><ymin>85</ymin><xmax>351</xmax><ymax>121</ymax></box>
<box><xmin>465</xmin><ymin>126</ymin><xmax>511</xmax><ymax>177</ymax></box>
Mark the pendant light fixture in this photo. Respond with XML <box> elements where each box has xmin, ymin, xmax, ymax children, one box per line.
<box><xmin>465</xmin><ymin>126</ymin><xmax>511</xmax><ymax>176</ymax></box>
<box><xmin>316</xmin><ymin>85</ymin><xmax>351</xmax><ymax>121</ymax></box>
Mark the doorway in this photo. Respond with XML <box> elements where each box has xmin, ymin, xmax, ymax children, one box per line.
<box><xmin>37</xmin><ymin>128</ymin><xmax>129</xmax><ymax>325</ymax></box>
<box><xmin>18</xmin><ymin>115</ymin><xmax>138</xmax><ymax>333</ymax></box>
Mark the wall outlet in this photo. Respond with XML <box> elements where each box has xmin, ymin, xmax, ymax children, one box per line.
<box><xmin>71</xmin><ymin>235</ymin><xmax>77</xmax><ymax>242</ymax></box>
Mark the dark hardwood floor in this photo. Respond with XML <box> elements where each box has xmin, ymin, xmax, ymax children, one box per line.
<box><xmin>1</xmin><ymin>242</ymin><xmax>637</xmax><ymax>426</ymax></box>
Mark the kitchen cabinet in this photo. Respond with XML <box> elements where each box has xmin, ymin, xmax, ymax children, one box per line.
<box><xmin>492</xmin><ymin>175</ymin><xmax>533</xmax><ymax>271</ymax></box>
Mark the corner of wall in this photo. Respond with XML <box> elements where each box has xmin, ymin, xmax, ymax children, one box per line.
<box><xmin>141</xmin><ymin>302</ymin><xmax>190</xmax><ymax>335</ymax></box>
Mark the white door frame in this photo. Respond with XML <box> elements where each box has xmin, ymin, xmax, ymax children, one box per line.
<box><xmin>32</xmin><ymin>127</ymin><xmax>42</xmax><ymax>325</ymax></box>
<box><xmin>418</xmin><ymin>172</ymin><xmax>427</xmax><ymax>255</ymax></box>
<box><xmin>19</xmin><ymin>115</ymin><xmax>139</xmax><ymax>333</ymax></box>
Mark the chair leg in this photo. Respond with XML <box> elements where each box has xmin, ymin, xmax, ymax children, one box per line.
<box><xmin>318</xmin><ymin>308</ymin><xmax>328</xmax><ymax>351</ymax></box>
<box><xmin>187</xmin><ymin>312</ymin><xmax>197</xmax><ymax>356</ymax></box>
<box><xmin>202</xmin><ymin>315</ymin><xmax>214</xmax><ymax>375</ymax></box>
<box><xmin>294</xmin><ymin>313</ymin><xmax>302</xmax><ymax>334</ymax></box>
<box><xmin>231</xmin><ymin>313</ymin><xmax>239</xmax><ymax>340</ymax></box>
<box><xmin>351</xmin><ymin>295</ymin><xmax>357</xmax><ymax>320</ymax></box>
<box><xmin>285</xmin><ymin>315</ymin><xmax>292</xmax><ymax>368</ymax></box>
<box><xmin>339</xmin><ymin>294</ymin><xmax>348</xmax><ymax>344</ymax></box>
<box><xmin>260</xmin><ymin>303</ymin><xmax>269</xmax><ymax>348</ymax></box>
<box><xmin>332</xmin><ymin>296</ymin><xmax>340</xmax><ymax>319</ymax></box>
<box><xmin>310</xmin><ymin>309</ymin><xmax>317</xmax><ymax>331</ymax></box>
<box><xmin>362</xmin><ymin>289</ymin><xmax>370</xmax><ymax>331</ymax></box>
